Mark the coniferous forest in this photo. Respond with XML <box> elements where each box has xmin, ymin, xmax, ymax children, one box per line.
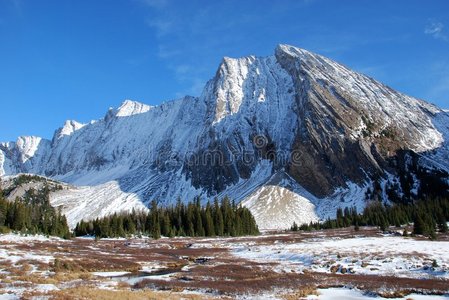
<box><xmin>291</xmin><ymin>197</ymin><xmax>449</xmax><ymax>239</ymax></box>
<box><xmin>0</xmin><ymin>178</ymin><xmax>71</xmax><ymax>239</ymax></box>
<box><xmin>2</xmin><ymin>174</ymin><xmax>448</xmax><ymax>240</ymax></box>
<box><xmin>74</xmin><ymin>196</ymin><xmax>259</xmax><ymax>239</ymax></box>
<box><xmin>291</xmin><ymin>160</ymin><xmax>449</xmax><ymax>239</ymax></box>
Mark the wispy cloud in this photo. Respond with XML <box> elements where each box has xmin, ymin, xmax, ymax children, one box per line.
<box><xmin>137</xmin><ymin>1</ymin><xmax>257</xmax><ymax>97</ymax></box>
<box><xmin>425</xmin><ymin>21</ymin><xmax>448</xmax><ymax>41</ymax></box>
<box><xmin>137</xmin><ymin>0</ymin><xmax>417</xmax><ymax>99</ymax></box>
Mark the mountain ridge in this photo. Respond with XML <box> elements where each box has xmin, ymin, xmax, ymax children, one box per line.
<box><xmin>1</xmin><ymin>44</ymin><xmax>448</xmax><ymax>229</ymax></box>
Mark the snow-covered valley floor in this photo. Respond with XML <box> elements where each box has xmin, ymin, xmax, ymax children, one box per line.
<box><xmin>0</xmin><ymin>227</ymin><xmax>448</xmax><ymax>299</ymax></box>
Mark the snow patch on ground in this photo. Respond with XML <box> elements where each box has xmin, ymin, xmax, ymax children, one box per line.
<box><xmin>92</xmin><ymin>271</ymin><xmax>131</xmax><ymax>277</ymax></box>
<box><xmin>0</xmin><ymin>233</ymin><xmax>63</xmax><ymax>243</ymax></box>
<box><xmin>0</xmin><ymin>248</ymin><xmax>54</xmax><ymax>264</ymax></box>
<box><xmin>307</xmin><ymin>288</ymin><xmax>448</xmax><ymax>300</ymax></box>
<box><xmin>233</xmin><ymin>235</ymin><xmax>449</xmax><ymax>279</ymax></box>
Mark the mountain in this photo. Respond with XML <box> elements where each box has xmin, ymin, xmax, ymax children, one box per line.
<box><xmin>1</xmin><ymin>44</ymin><xmax>449</xmax><ymax>229</ymax></box>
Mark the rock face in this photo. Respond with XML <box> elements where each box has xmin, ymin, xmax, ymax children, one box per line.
<box><xmin>1</xmin><ymin>44</ymin><xmax>448</xmax><ymax>229</ymax></box>
<box><xmin>274</xmin><ymin>45</ymin><xmax>443</xmax><ymax>196</ymax></box>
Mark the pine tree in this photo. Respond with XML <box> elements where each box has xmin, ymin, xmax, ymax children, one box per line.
<box><xmin>379</xmin><ymin>217</ymin><xmax>389</xmax><ymax>232</ymax></box>
<box><xmin>354</xmin><ymin>221</ymin><xmax>360</xmax><ymax>231</ymax></box>
<box><xmin>222</xmin><ymin>196</ymin><xmax>234</xmax><ymax>236</ymax></box>
<box><xmin>204</xmin><ymin>202</ymin><xmax>215</xmax><ymax>237</ymax></box>
<box><xmin>12</xmin><ymin>199</ymin><xmax>27</xmax><ymax>231</ymax></box>
<box><xmin>161</xmin><ymin>213</ymin><xmax>171</xmax><ymax>237</ymax></box>
<box><xmin>437</xmin><ymin>213</ymin><xmax>448</xmax><ymax>233</ymax></box>
<box><xmin>413</xmin><ymin>213</ymin><xmax>428</xmax><ymax>235</ymax></box>
<box><xmin>213</xmin><ymin>198</ymin><xmax>224</xmax><ymax>236</ymax></box>
<box><xmin>291</xmin><ymin>222</ymin><xmax>298</xmax><ymax>231</ymax></box>
<box><xmin>193</xmin><ymin>197</ymin><xmax>204</xmax><ymax>236</ymax></box>
<box><xmin>169</xmin><ymin>226</ymin><xmax>176</xmax><ymax>238</ymax></box>
<box><xmin>150</xmin><ymin>200</ymin><xmax>161</xmax><ymax>239</ymax></box>
<box><xmin>440</xmin><ymin>220</ymin><xmax>448</xmax><ymax>233</ymax></box>
<box><xmin>0</xmin><ymin>197</ymin><xmax>7</xmax><ymax>226</ymax></box>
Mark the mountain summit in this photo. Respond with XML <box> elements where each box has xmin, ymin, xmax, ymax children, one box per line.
<box><xmin>1</xmin><ymin>44</ymin><xmax>448</xmax><ymax>229</ymax></box>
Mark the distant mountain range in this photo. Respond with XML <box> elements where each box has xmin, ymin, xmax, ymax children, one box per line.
<box><xmin>1</xmin><ymin>44</ymin><xmax>449</xmax><ymax>229</ymax></box>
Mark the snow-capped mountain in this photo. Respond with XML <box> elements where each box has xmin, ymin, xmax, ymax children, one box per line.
<box><xmin>1</xmin><ymin>44</ymin><xmax>449</xmax><ymax>229</ymax></box>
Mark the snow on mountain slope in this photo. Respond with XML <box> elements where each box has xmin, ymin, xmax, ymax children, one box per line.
<box><xmin>114</xmin><ymin>99</ymin><xmax>152</xmax><ymax>117</ymax></box>
<box><xmin>275</xmin><ymin>44</ymin><xmax>443</xmax><ymax>154</ymax></box>
<box><xmin>0</xmin><ymin>137</ymin><xmax>51</xmax><ymax>176</ymax></box>
<box><xmin>207</xmin><ymin>53</ymin><xmax>296</xmax><ymax>149</ymax></box>
<box><xmin>56</xmin><ymin>120</ymin><xmax>86</xmax><ymax>138</ymax></box>
<box><xmin>241</xmin><ymin>172</ymin><xmax>370</xmax><ymax>230</ymax></box>
<box><xmin>15</xmin><ymin>136</ymin><xmax>43</xmax><ymax>162</ymax></box>
<box><xmin>1</xmin><ymin>44</ymin><xmax>449</xmax><ymax>229</ymax></box>
<box><xmin>274</xmin><ymin>44</ymin><xmax>448</xmax><ymax>197</ymax></box>
<box><xmin>241</xmin><ymin>172</ymin><xmax>320</xmax><ymax>230</ymax></box>
<box><xmin>50</xmin><ymin>181</ymin><xmax>148</xmax><ymax>228</ymax></box>
<box><xmin>423</xmin><ymin>111</ymin><xmax>449</xmax><ymax>173</ymax></box>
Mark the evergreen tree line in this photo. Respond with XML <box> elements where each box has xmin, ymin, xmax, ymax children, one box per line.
<box><xmin>0</xmin><ymin>185</ymin><xmax>71</xmax><ymax>238</ymax></box>
<box><xmin>74</xmin><ymin>196</ymin><xmax>259</xmax><ymax>239</ymax></box>
<box><xmin>291</xmin><ymin>197</ymin><xmax>449</xmax><ymax>239</ymax></box>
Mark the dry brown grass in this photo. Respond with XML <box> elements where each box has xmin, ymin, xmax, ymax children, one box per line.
<box><xmin>21</xmin><ymin>262</ymin><xmax>33</xmax><ymax>272</ymax></box>
<box><xmin>45</xmin><ymin>286</ymin><xmax>211</xmax><ymax>300</ymax></box>
<box><xmin>282</xmin><ymin>286</ymin><xmax>320</xmax><ymax>299</ymax></box>
<box><xmin>11</xmin><ymin>270</ymin><xmax>94</xmax><ymax>285</ymax></box>
<box><xmin>50</xmin><ymin>255</ymin><xmax>142</xmax><ymax>273</ymax></box>
<box><xmin>50</xmin><ymin>271</ymin><xmax>94</xmax><ymax>282</ymax></box>
<box><xmin>116</xmin><ymin>281</ymin><xmax>131</xmax><ymax>289</ymax></box>
<box><xmin>15</xmin><ymin>274</ymin><xmax>59</xmax><ymax>285</ymax></box>
<box><xmin>2</xmin><ymin>229</ymin><xmax>449</xmax><ymax>298</ymax></box>
<box><xmin>8</xmin><ymin>266</ymin><xmax>28</xmax><ymax>277</ymax></box>
<box><xmin>377</xmin><ymin>290</ymin><xmax>412</xmax><ymax>298</ymax></box>
<box><xmin>0</xmin><ymin>278</ymin><xmax>14</xmax><ymax>284</ymax></box>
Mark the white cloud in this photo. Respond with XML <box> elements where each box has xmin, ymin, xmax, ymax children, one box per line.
<box><xmin>425</xmin><ymin>21</ymin><xmax>448</xmax><ymax>41</ymax></box>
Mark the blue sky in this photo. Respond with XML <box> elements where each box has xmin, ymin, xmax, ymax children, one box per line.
<box><xmin>0</xmin><ymin>0</ymin><xmax>448</xmax><ymax>142</ymax></box>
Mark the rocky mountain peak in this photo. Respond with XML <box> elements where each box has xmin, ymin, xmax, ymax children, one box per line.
<box><xmin>115</xmin><ymin>100</ymin><xmax>152</xmax><ymax>117</ymax></box>
<box><xmin>15</xmin><ymin>136</ymin><xmax>44</xmax><ymax>163</ymax></box>
<box><xmin>56</xmin><ymin>120</ymin><xmax>86</xmax><ymax>139</ymax></box>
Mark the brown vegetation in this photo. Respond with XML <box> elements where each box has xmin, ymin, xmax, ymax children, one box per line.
<box><xmin>0</xmin><ymin>227</ymin><xmax>448</xmax><ymax>298</ymax></box>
